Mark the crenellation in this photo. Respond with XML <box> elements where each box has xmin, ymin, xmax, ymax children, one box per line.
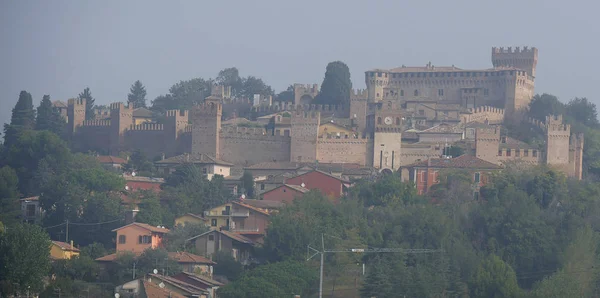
<box><xmin>82</xmin><ymin>119</ymin><xmax>111</xmax><ymax>127</ymax></box>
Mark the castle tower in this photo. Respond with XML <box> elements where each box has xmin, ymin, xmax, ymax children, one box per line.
<box><xmin>350</xmin><ymin>89</ymin><xmax>369</xmax><ymax>132</ymax></box>
<box><xmin>290</xmin><ymin>110</ymin><xmax>320</xmax><ymax>163</ymax></box>
<box><xmin>545</xmin><ymin>115</ymin><xmax>571</xmax><ymax>171</ymax></box>
<box><xmin>492</xmin><ymin>46</ymin><xmax>538</xmax><ymax>78</ymax></box>
<box><xmin>67</xmin><ymin>98</ymin><xmax>86</xmax><ymax>134</ymax></box>
<box><xmin>569</xmin><ymin>133</ymin><xmax>584</xmax><ymax>180</ymax></box>
<box><xmin>109</xmin><ymin>102</ymin><xmax>134</xmax><ymax>155</ymax></box>
<box><xmin>191</xmin><ymin>101</ymin><xmax>222</xmax><ymax>158</ymax></box>
<box><xmin>293</xmin><ymin>84</ymin><xmax>319</xmax><ymax>105</ymax></box>
<box><xmin>371</xmin><ymin>100</ymin><xmax>402</xmax><ymax>170</ymax></box>
<box><xmin>164</xmin><ymin>109</ymin><xmax>190</xmax><ymax>156</ymax></box>
<box><xmin>365</xmin><ymin>70</ymin><xmax>389</xmax><ymax>102</ymax></box>
<box><xmin>475</xmin><ymin>126</ymin><xmax>501</xmax><ymax>164</ymax></box>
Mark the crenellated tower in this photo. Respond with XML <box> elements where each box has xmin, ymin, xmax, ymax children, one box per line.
<box><xmin>569</xmin><ymin>133</ymin><xmax>584</xmax><ymax>180</ymax></box>
<box><xmin>109</xmin><ymin>102</ymin><xmax>134</xmax><ymax>155</ymax></box>
<box><xmin>545</xmin><ymin>115</ymin><xmax>571</xmax><ymax>172</ymax></box>
<box><xmin>191</xmin><ymin>99</ymin><xmax>222</xmax><ymax>158</ymax></box>
<box><xmin>293</xmin><ymin>84</ymin><xmax>319</xmax><ymax>105</ymax></box>
<box><xmin>475</xmin><ymin>125</ymin><xmax>501</xmax><ymax>164</ymax></box>
<box><xmin>164</xmin><ymin>109</ymin><xmax>190</xmax><ymax>156</ymax></box>
<box><xmin>290</xmin><ymin>110</ymin><xmax>320</xmax><ymax>163</ymax></box>
<box><xmin>350</xmin><ymin>89</ymin><xmax>369</xmax><ymax>132</ymax></box>
<box><xmin>67</xmin><ymin>98</ymin><xmax>86</xmax><ymax>134</ymax></box>
<box><xmin>492</xmin><ymin>46</ymin><xmax>538</xmax><ymax>78</ymax></box>
<box><xmin>370</xmin><ymin>100</ymin><xmax>402</xmax><ymax>170</ymax></box>
<box><xmin>365</xmin><ymin>70</ymin><xmax>389</xmax><ymax>102</ymax></box>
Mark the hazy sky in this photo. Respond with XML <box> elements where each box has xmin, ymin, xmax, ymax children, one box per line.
<box><xmin>1</xmin><ymin>0</ymin><xmax>598</xmax><ymax>126</ymax></box>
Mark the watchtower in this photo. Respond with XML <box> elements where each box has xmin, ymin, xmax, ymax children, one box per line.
<box><xmin>109</xmin><ymin>102</ymin><xmax>134</xmax><ymax>155</ymax></box>
<box><xmin>165</xmin><ymin>109</ymin><xmax>190</xmax><ymax>156</ymax></box>
<box><xmin>569</xmin><ymin>133</ymin><xmax>584</xmax><ymax>180</ymax></box>
<box><xmin>294</xmin><ymin>84</ymin><xmax>319</xmax><ymax>105</ymax></box>
<box><xmin>475</xmin><ymin>125</ymin><xmax>501</xmax><ymax>164</ymax></box>
<box><xmin>290</xmin><ymin>110</ymin><xmax>320</xmax><ymax>163</ymax></box>
<box><xmin>545</xmin><ymin>115</ymin><xmax>570</xmax><ymax>167</ymax></box>
<box><xmin>67</xmin><ymin>98</ymin><xmax>86</xmax><ymax>134</ymax></box>
<box><xmin>371</xmin><ymin>100</ymin><xmax>403</xmax><ymax>170</ymax></box>
<box><xmin>191</xmin><ymin>100</ymin><xmax>222</xmax><ymax>159</ymax></box>
<box><xmin>492</xmin><ymin>46</ymin><xmax>538</xmax><ymax>77</ymax></box>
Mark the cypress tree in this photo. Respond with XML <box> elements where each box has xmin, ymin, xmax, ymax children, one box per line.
<box><xmin>35</xmin><ymin>95</ymin><xmax>65</xmax><ymax>135</ymax></box>
<box><xmin>78</xmin><ymin>87</ymin><xmax>95</xmax><ymax>120</ymax></box>
<box><xmin>314</xmin><ymin>61</ymin><xmax>352</xmax><ymax>105</ymax></box>
<box><xmin>127</xmin><ymin>80</ymin><xmax>147</xmax><ymax>108</ymax></box>
<box><xmin>3</xmin><ymin>91</ymin><xmax>35</xmax><ymax>147</ymax></box>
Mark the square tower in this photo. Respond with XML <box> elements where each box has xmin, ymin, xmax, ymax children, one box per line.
<box><xmin>290</xmin><ymin>110</ymin><xmax>320</xmax><ymax>163</ymax></box>
<box><xmin>475</xmin><ymin>125</ymin><xmax>501</xmax><ymax>164</ymax></box>
<box><xmin>545</xmin><ymin>115</ymin><xmax>570</xmax><ymax>167</ymax></box>
<box><xmin>191</xmin><ymin>101</ymin><xmax>222</xmax><ymax>158</ymax></box>
<box><xmin>492</xmin><ymin>46</ymin><xmax>538</xmax><ymax>78</ymax></box>
<box><xmin>371</xmin><ymin>100</ymin><xmax>403</xmax><ymax>170</ymax></box>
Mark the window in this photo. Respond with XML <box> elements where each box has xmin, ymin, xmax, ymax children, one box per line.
<box><xmin>400</xmin><ymin>90</ymin><xmax>404</xmax><ymax>96</ymax></box>
<box><xmin>414</xmin><ymin>90</ymin><xmax>419</xmax><ymax>96</ymax></box>
<box><xmin>377</xmin><ymin>117</ymin><xmax>382</xmax><ymax>125</ymax></box>
<box><xmin>211</xmin><ymin>219</ymin><xmax>217</xmax><ymax>226</ymax></box>
<box><xmin>208</xmin><ymin>235</ymin><xmax>214</xmax><ymax>241</ymax></box>
<box><xmin>377</xmin><ymin>73</ymin><xmax>382</xmax><ymax>77</ymax></box>
<box><xmin>498</xmin><ymin>150</ymin><xmax>502</xmax><ymax>156</ymax></box>
<box><xmin>484</xmin><ymin>89</ymin><xmax>489</xmax><ymax>96</ymax></box>
<box><xmin>118</xmin><ymin>235</ymin><xmax>126</xmax><ymax>244</ymax></box>
<box><xmin>524</xmin><ymin>150</ymin><xmax>529</xmax><ymax>157</ymax></box>
<box><xmin>533</xmin><ymin>150</ymin><xmax>538</xmax><ymax>157</ymax></box>
<box><xmin>260</xmin><ymin>184</ymin><xmax>265</xmax><ymax>190</ymax></box>
<box><xmin>506</xmin><ymin>149</ymin><xmax>511</xmax><ymax>156</ymax></box>
<box><xmin>474</xmin><ymin>172</ymin><xmax>481</xmax><ymax>183</ymax></box>
<box><xmin>438</xmin><ymin>89</ymin><xmax>443</xmax><ymax>96</ymax></box>
<box><xmin>396</xmin><ymin>118</ymin><xmax>400</xmax><ymax>125</ymax></box>
<box><xmin>515</xmin><ymin>149</ymin><xmax>520</xmax><ymax>157</ymax></box>
<box><xmin>138</xmin><ymin>235</ymin><xmax>151</xmax><ymax>244</ymax></box>
<box><xmin>420</xmin><ymin>170</ymin><xmax>426</xmax><ymax>182</ymax></box>
<box><xmin>419</xmin><ymin>110</ymin><xmax>425</xmax><ymax>116</ymax></box>
<box><xmin>202</xmin><ymin>168</ymin><xmax>207</xmax><ymax>174</ymax></box>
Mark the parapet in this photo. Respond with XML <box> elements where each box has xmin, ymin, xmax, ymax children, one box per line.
<box><xmin>166</xmin><ymin>109</ymin><xmax>189</xmax><ymax>118</ymax></box>
<box><xmin>192</xmin><ymin>102</ymin><xmax>222</xmax><ymax>117</ymax></box>
<box><xmin>109</xmin><ymin>102</ymin><xmax>134</xmax><ymax>111</ymax></box>
<box><xmin>546</xmin><ymin>115</ymin><xmax>570</xmax><ymax>132</ymax></box>
<box><xmin>525</xmin><ymin>117</ymin><xmax>546</xmax><ymax>130</ymax></box>
<box><xmin>68</xmin><ymin>98</ymin><xmax>86</xmax><ymax>106</ymax></box>
<box><xmin>492</xmin><ymin>46</ymin><xmax>538</xmax><ymax>54</ymax></box>
<box><xmin>293</xmin><ymin>83</ymin><xmax>319</xmax><ymax>93</ymax></box>
<box><xmin>129</xmin><ymin>123</ymin><xmax>164</xmax><ymax>131</ymax></box>
<box><xmin>82</xmin><ymin>119</ymin><xmax>110</xmax><ymax>127</ymax></box>
<box><xmin>350</xmin><ymin>89</ymin><xmax>368</xmax><ymax>100</ymax></box>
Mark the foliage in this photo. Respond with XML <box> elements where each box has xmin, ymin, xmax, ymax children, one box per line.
<box><xmin>216</xmin><ymin>67</ymin><xmax>243</xmax><ymax>96</ymax></box>
<box><xmin>78</xmin><ymin>87</ymin><xmax>95</xmax><ymax>120</ymax></box>
<box><xmin>528</xmin><ymin>93</ymin><xmax>565</xmax><ymax>122</ymax></box>
<box><xmin>241</xmin><ymin>170</ymin><xmax>254</xmax><ymax>198</ymax></box>
<box><xmin>127</xmin><ymin>80</ymin><xmax>147</xmax><ymax>108</ymax></box>
<box><xmin>0</xmin><ymin>223</ymin><xmax>51</xmax><ymax>296</ymax></box>
<box><xmin>0</xmin><ymin>166</ymin><xmax>20</xmax><ymax>225</ymax></box>
<box><xmin>164</xmin><ymin>222</ymin><xmax>208</xmax><ymax>251</ymax></box>
<box><xmin>3</xmin><ymin>90</ymin><xmax>35</xmax><ymax>148</ymax></box>
<box><xmin>125</xmin><ymin>149</ymin><xmax>153</xmax><ymax>173</ymax></box>
<box><xmin>151</xmin><ymin>78</ymin><xmax>213</xmax><ymax>114</ymax></box>
<box><xmin>131</xmin><ymin>190</ymin><xmax>170</xmax><ymax>227</ymax></box>
<box><xmin>80</xmin><ymin>242</ymin><xmax>108</xmax><ymax>260</ymax></box>
<box><xmin>469</xmin><ymin>254</ymin><xmax>521</xmax><ymax>298</ymax></box>
<box><xmin>314</xmin><ymin>61</ymin><xmax>352</xmax><ymax>105</ymax></box>
<box><xmin>51</xmin><ymin>255</ymin><xmax>99</xmax><ymax>282</ymax></box>
<box><xmin>39</xmin><ymin>277</ymin><xmax>111</xmax><ymax>298</ymax></box>
<box><xmin>136</xmin><ymin>248</ymin><xmax>181</xmax><ymax>276</ymax></box>
<box><xmin>275</xmin><ymin>85</ymin><xmax>294</xmax><ymax>102</ymax></box>
<box><xmin>239</xmin><ymin>76</ymin><xmax>273</xmax><ymax>99</ymax></box>
<box><xmin>35</xmin><ymin>95</ymin><xmax>65</xmax><ymax>136</ymax></box>
<box><xmin>213</xmin><ymin>251</ymin><xmax>244</xmax><ymax>282</ymax></box>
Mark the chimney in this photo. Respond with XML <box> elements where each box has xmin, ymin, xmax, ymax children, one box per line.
<box><xmin>70</xmin><ymin>240</ymin><xmax>74</xmax><ymax>249</ymax></box>
<box><xmin>162</xmin><ymin>153</ymin><xmax>165</xmax><ymax>160</ymax></box>
<box><xmin>186</xmin><ymin>153</ymin><xmax>190</xmax><ymax>162</ymax></box>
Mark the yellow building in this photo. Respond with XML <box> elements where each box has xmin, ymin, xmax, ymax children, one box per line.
<box><xmin>318</xmin><ymin>122</ymin><xmax>356</xmax><ymax>139</ymax></box>
<box><xmin>133</xmin><ymin>107</ymin><xmax>153</xmax><ymax>125</ymax></box>
<box><xmin>50</xmin><ymin>241</ymin><xmax>80</xmax><ymax>260</ymax></box>
<box><xmin>174</xmin><ymin>213</ymin><xmax>205</xmax><ymax>227</ymax></box>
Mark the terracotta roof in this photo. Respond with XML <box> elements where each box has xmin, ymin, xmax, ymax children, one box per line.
<box><xmin>155</xmin><ymin>153</ymin><xmax>233</xmax><ymax>166</ymax></box>
<box><xmin>51</xmin><ymin>241</ymin><xmax>80</xmax><ymax>252</ymax></box>
<box><xmin>174</xmin><ymin>272</ymin><xmax>224</xmax><ymax>287</ymax></box>
<box><xmin>232</xmin><ymin>201</ymin><xmax>270</xmax><ymax>216</ymax></box>
<box><xmin>95</xmin><ymin>253</ymin><xmax>119</xmax><ymax>262</ymax></box>
<box><xmin>177</xmin><ymin>213</ymin><xmax>204</xmax><ymax>221</ymax></box>
<box><xmin>143</xmin><ymin>280</ymin><xmax>187</xmax><ymax>298</ymax></box>
<box><xmin>97</xmin><ymin>155</ymin><xmax>127</xmax><ymax>164</ymax></box>
<box><xmin>282</xmin><ymin>184</ymin><xmax>310</xmax><ymax>193</ymax></box>
<box><xmin>241</xmin><ymin>199</ymin><xmax>285</xmax><ymax>209</ymax></box>
<box><xmin>291</xmin><ymin>170</ymin><xmax>351</xmax><ymax>184</ymax></box>
<box><xmin>132</xmin><ymin>107</ymin><xmax>153</xmax><ymax>118</ymax></box>
<box><xmin>405</xmin><ymin>155</ymin><xmax>502</xmax><ymax>170</ymax></box>
<box><xmin>147</xmin><ymin>274</ymin><xmax>207</xmax><ymax>296</ymax></box>
<box><xmin>123</xmin><ymin>175</ymin><xmax>165</xmax><ymax>183</ymax></box>
<box><xmin>188</xmin><ymin>229</ymin><xmax>255</xmax><ymax>245</ymax></box>
<box><xmin>52</xmin><ymin>100</ymin><xmax>67</xmax><ymax>108</ymax></box>
<box><xmin>246</xmin><ymin>161</ymin><xmax>302</xmax><ymax>170</ymax></box>
<box><xmin>466</xmin><ymin>122</ymin><xmax>495</xmax><ymax>129</ymax></box>
<box><xmin>111</xmin><ymin>222</ymin><xmax>170</xmax><ymax>233</ymax></box>
<box><xmin>20</xmin><ymin>196</ymin><xmax>39</xmax><ymax>201</ymax></box>
<box><xmin>168</xmin><ymin>251</ymin><xmax>216</xmax><ymax>265</ymax></box>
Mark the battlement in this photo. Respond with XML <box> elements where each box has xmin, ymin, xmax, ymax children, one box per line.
<box><xmin>492</xmin><ymin>46</ymin><xmax>538</xmax><ymax>54</ymax></box>
<box><xmin>294</xmin><ymin>83</ymin><xmax>319</xmax><ymax>93</ymax></box>
<box><xmin>253</xmin><ymin>102</ymin><xmax>348</xmax><ymax>114</ymax></box>
<box><xmin>469</xmin><ymin>106</ymin><xmax>505</xmax><ymax>115</ymax></box>
<box><xmin>350</xmin><ymin>89</ymin><xmax>368</xmax><ymax>100</ymax></box>
<box><xmin>166</xmin><ymin>110</ymin><xmax>189</xmax><ymax>118</ymax></box>
<box><xmin>570</xmin><ymin>133</ymin><xmax>584</xmax><ymax>147</ymax></box>
<box><xmin>546</xmin><ymin>115</ymin><xmax>570</xmax><ymax>132</ymax></box>
<box><xmin>525</xmin><ymin>117</ymin><xmax>546</xmax><ymax>130</ymax></box>
<box><xmin>192</xmin><ymin>102</ymin><xmax>222</xmax><ymax>117</ymax></box>
<box><xmin>68</xmin><ymin>98</ymin><xmax>86</xmax><ymax>106</ymax></box>
<box><xmin>291</xmin><ymin>110</ymin><xmax>320</xmax><ymax>120</ymax></box>
<box><xmin>183</xmin><ymin>125</ymin><xmax>193</xmax><ymax>133</ymax></box>
<box><xmin>82</xmin><ymin>119</ymin><xmax>111</xmax><ymax>127</ymax></box>
<box><xmin>130</xmin><ymin>123</ymin><xmax>164</xmax><ymax>131</ymax></box>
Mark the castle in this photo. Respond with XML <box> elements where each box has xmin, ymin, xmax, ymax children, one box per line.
<box><xmin>63</xmin><ymin>46</ymin><xmax>583</xmax><ymax>179</ymax></box>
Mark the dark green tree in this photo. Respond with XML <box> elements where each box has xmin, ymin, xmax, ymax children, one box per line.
<box><xmin>213</xmin><ymin>251</ymin><xmax>244</xmax><ymax>281</ymax></box>
<box><xmin>127</xmin><ymin>80</ymin><xmax>147</xmax><ymax>108</ymax></box>
<box><xmin>151</xmin><ymin>78</ymin><xmax>212</xmax><ymax>114</ymax></box>
<box><xmin>241</xmin><ymin>170</ymin><xmax>254</xmax><ymax>198</ymax></box>
<box><xmin>240</xmin><ymin>76</ymin><xmax>273</xmax><ymax>99</ymax></box>
<box><xmin>0</xmin><ymin>223</ymin><xmax>51</xmax><ymax>296</ymax></box>
<box><xmin>35</xmin><ymin>94</ymin><xmax>65</xmax><ymax>135</ymax></box>
<box><xmin>165</xmin><ymin>222</ymin><xmax>208</xmax><ymax>251</ymax></box>
<box><xmin>314</xmin><ymin>61</ymin><xmax>352</xmax><ymax>105</ymax></box>
<box><xmin>134</xmin><ymin>190</ymin><xmax>170</xmax><ymax>227</ymax></box>
<box><xmin>78</xmin><ymin>87</ymin><xmax>95</xmax><ymax>120</ymax></box>
<box><xmin>216</xmin><ymin>67</ymin><xmax>243</xmax><ymax>96</ymax></box>
<box><xmin>566</xmin><ymin>97</ymin><xmax>599</xmax><ymax>128</ymax></box>
<box><xmin>361</xmin><ymin>258</ymin><xmax>393</xmax><ymax>298</ymax></box>
<box><xmin>3</xmin><ymin>91</ymin><xmax>36</xmax><ymax>148</ymax></box>
<box><xmin>0</xmin><ymin>166</ymin><xmax>20</xmax><ymax>225</ymax></box>
<box><xmin>275</xmin><ymin>85</ymin><xmax>294</xmax><ymax>102</ymax></box>
<box><xmin>469</xmin><ymin>255</ymin><xmax>521</xmax><ymax>298</ymax></box>
<box><xmin>528</xmin><ymin>93</ymin><xmax>565</xmax><ymax>122</ymax></box>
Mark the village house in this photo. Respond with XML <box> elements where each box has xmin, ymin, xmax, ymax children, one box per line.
<box><xmin>261</xmin><ymin>184</ymin><xmax>309</xmax><ymax>204</ymax></box>
<box><xmin>400</xmin><ymin>154</ymin><xmax>502</xmax><ymax>195</ymax></box>
<box><xmin>155</xmin><ymin>152</ymin><xmax>233</xmax><ymax>179</ymax></box>
<box><xmin>97</xmin><ymin>155</ymin><xmax>127</xmax><ymax>169</ymax></box>
<box><xmin>20</xmin><ymin>196</ymin><xmax>43</xmax><ymax>224</ymax></box>
<box><xmin>285</xmin><ymin>170</ymin><xmax>351</xmax><ymax>199</ymax></box>
<box><xmin>50</xmin><ymin>241</ymin><xmax>80</xmax><ymax>260</ymax></box>
<box><xmin>123</xmin><ymin>175</ymin><xmax>164</xmax><ymax>192</ymax></box>
<box><xmin>187</xmin><ymin>229</ymin><xmax>255</xmax><ymax>265</ymax></box>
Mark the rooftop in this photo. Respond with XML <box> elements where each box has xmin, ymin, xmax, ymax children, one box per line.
<box><xmin>188</xmin><ymin>229</ymin><xmax>255</xmax><ymax>245</ymax></box>
<box><xmin>52</xmin><ymin>241</ymin><xmax>80</xmax><ymax>252</ymax></box>
<box><xmin>132</xmin><ymin>107</ymin><xmax>153</xmax><ymax>118</ymax></box>
<box><xmin>52</xmin><ymin>100</ymin><xmax>67</xmax><ymax>108</ymax></box>
<box><xmin>241</xmin><ymin>199</ymin><xmax>285</xmax><ymax>210</ymax></box>
<box><xmin>112</xmin><ymin>222</ymin><xmax>170</xmax><ymax>234</ymax></box>
<box><xmin>405</xmin><ymin>154</ymin><xmax>503</xmax><ymax>170</ymax></box>
<box><xmin>143</xmin><ymin>281</ymin><xmax>187</xmax><ymax>298</ymax></box>
<box><xmin>500</xmin><ymin>137</ymin><xmax>538</xmax><ymax>150</ymax></box>
<box><xmin>420</xmin><ymin>123</ymin><xmax>464</xmax><ymax>134</ymax></box>
<box><xmin>97</xmin><ymin>155</ymin><xmax>127</xmax><ymax>164</ymax></box>
<box><xmin>168</xmin><ymin>251</ymin><xmax>216</xmax><ymax>265</ymax></box>
<box><xmin>155</xmin><ymin>153</ymin><xmax>233</xmax><ymax>167</ymax></box>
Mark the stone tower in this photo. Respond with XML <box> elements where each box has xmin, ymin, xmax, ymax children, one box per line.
<box><xmin>569</xmin><ymin>133</ymin><xmax>584</xmax><ymax>180</ymax></box>
<box><xmin>545</xmin><ymin>115</ymin><xmax>571</xmax><ymax>172</ymax></box>
<box><xmin>164</xmin><ymin>109</ymin><xmax>189</xmax><ymax>156</ymax></box>
<box><xmin>475</xmin><ymin>125</ymin><xmax>501</xmax><ymax>164</ymax></box>
<box><xmin>293</xmin><ymin>84</ymin><xmax>319</xmax><ymax>105</ymax></box>
<box><xmin>492</xmin><ymin>46</ymin><xmax>538</xmax><ymax>78</ymax></box>
<box><xmin>371</xmin><ymin>100</ymin><xmax>402</xmax><ymax>170</ymax></box>
<box><xmin>350</xmin><ymin>89</ymin><xmax>368</xmax><ymax>132</ymax></box>
<box><xmin>365</xmin><ymin>70</ymin><xmax>389</xmax><ymax>102</ymax></box>
<box><xmin>67</xmin><ymin>98</ymin><xmax>86</xmax><ymax>134</ymax></box>
<box><xmin>109</xmin><ymin>102</ymin><xmax>134</xmax><ymax>155</ymax></box>
<box><xmin>191</xmin><ymin>100</ymin><xmax>222</xmax><ymax>159</ymax></box>
<box><xmin>290</xmin><ymin>110</ymin><xmax>320</xmax><ymax>163</ymax></box>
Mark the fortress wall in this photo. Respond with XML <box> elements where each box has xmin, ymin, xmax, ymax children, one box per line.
<box><xmin>219</xmin><ymin>127</ymin><xmax>291</xmax><ymax>166</ymax></box>
<box><xmin>175</xmin><ymin>131</ymin><xmax>192</xmax><ymax>157</ymax></box>
<box><xmin>498</xmin><ymin>149</ymin><xmax>542</xmax><ymax>165</ymax></box>
<box><xmin>317</xmin><ymin>138</ymin><xmax>371</xmax><ymax>165</ymax></box>
<box><xmin>463</xmin><ymin>106</ymin><xmax>505</xmax><ymax>124</ymax></box>
<box><xmin>400</xmin><ymin>144</ymin><xmax>444</xmax><ymax>166</ymax></box>
<box><xmin>253</xmin><ymin>103</ymin><xmax>349</xmax><ymax>118</ymax></box>
<box><xmin>76</xmin><ymin>125</ymin><xmax>111</xmax><ymax>154</ymax></box>
<box><xmin>126</xmin><ymin>129</ymin><xmax>166</xmax><ymax>159</ymax></box>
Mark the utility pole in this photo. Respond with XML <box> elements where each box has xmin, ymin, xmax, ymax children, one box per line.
<box><xmin>65</xmin><ymin>219</ymin><xmax>69</xmax><ymax>243</ymax></box>
<box><xmin>307</xmin><ymin>234</ymin><xmax>443</xmax><ymax>298</ymax></box>
<box><xmin>133</xmin><ymin>262</ymin><xmax>136</xmax><ymax>280</ymax></box>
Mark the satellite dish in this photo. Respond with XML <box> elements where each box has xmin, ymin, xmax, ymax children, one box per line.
<box><xmin>301</xmin><ymin>183</ymin><xmax>306</xmax><ymax>188</ymax></box>
<box><xmin>114</xmin><ymin>294</ymin><xmax>120</xmax><ymax>298</ymax></box>
<box><xmin>153</xmin><ymin>269</ymin><xmax>158</xmax><ymax>274</ymax></box>
<box><xmin>125</xmin><ymin>186</ymin><xmax>129</xmax><ymax>190</ymax></box>
<box><xmin>159</xmin><ymin>282</ymin><xmax>165</xmax><ymax>288</ymax></box>
<box><xmin>241</xmin><ymin>194</ymin><xmax>246</xmax><ymax>199</ymax></box>
<box><xmin>131</xmin><ymin>171</ymin><xmax>136</xmax><ymax>177</ymax></box>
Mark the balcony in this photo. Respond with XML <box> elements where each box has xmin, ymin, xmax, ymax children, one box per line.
<box><xmin>230</xmin><ymin>227</ymin><xmax>260</xmax><ymax>233</ymax></box>
<box><xmin>203</xmin><ymin>210</ymin><xmax>250</xmax><ymax>217</ymax></box>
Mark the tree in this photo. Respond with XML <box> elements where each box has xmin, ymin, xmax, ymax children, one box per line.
<box><xmin>275</xmin><ymin>85</ymin><xmax>294</xmax><ymax>102</ymax></box>
<box><xmin>3</xmin><ymin>91</ymin><xmax>35</xmax><ymax>148</ymax></box>
<box><xmin>528</xmin><ymin>93</ymin><xmax>565</xmax><ymax>122</ymax></box>
<box><xmin>0</xmin><ymin>223</ymin><xmax>51</xmax><ymax>296</ymax></box>
<box><xmin>314</xmin><ymin>61</ymin><xmax>352</xmax><ymax>105</ymax></box>
<box><xmin>241</xmin><ymin>171</ymin><xmax>254</xmax><ymax>198</ymax></box>
<box><xmin>213</xmin><ymin>251</ymin><xmax>244</xmax><ymax>281</ymax></box>
<box><xmin>35</xmin><ymin>94</ymin><xmax>65</xmax><ymax>135</ymax></box>
<box><xmin>469</xmin><ymin>255</ymin><xmax>521</xmax><ymax>298</ymax></box>
<box><xmin>78</xmin><ymin>87</ymin><xmax>95</xmax><ymax>120</ymax></box>
<box><xmin>566</xmin><ymin>97</ymin><xmax>599</xmax><ymax>128</ymax></box>
<box><xmin>151</xmin><ymin>78</ymin><xmax>212</xmax><ymax>114</ymax></box>
<box><xmin>240</xmin><ymin>76</ymin><xmax>273</xmax><ymax>99</ymax></box>
<box><xmin>165</xmin><ymin>222</ymin><xmax>208</xmax><ymax>251</ymax></box>
<box><xmin>134</xmin><ymin>190</ymin><xmax>170</xmax><ymax>227</ymax></box>
<box><xmin>216</xmin><ymin>67</ymin><xmax>243</xmax><ymax>96</ymax></box>
<box><xmin>0</xmin><ymin>166</ymin><xmax>20</xmax><ymax>225</ymax></box>
<box><xmin>361</xmin><ymin>258</ymin><xmax>393</xmax><ymax>298</ymax></box>
<box><xmin>127</xmin><ymin>80</ymin><xmax>147</xmax><ymax>108</ymax></box>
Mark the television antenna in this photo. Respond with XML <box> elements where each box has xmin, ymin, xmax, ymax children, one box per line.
<box><xmin>159</xmin><ymin>282</ymin><xmax>165</xmax><ymax>288</ymax></box>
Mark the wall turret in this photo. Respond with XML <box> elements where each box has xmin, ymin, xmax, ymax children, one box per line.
<box><xmin>290</xmin><ymin>110</ymin><xmax>320</xmax><ymax>163</ymax></box>
<box><xmin>475</xmin><ymin>126</ymin><xmax>501</xmax><ymax>164</ymax></box>
<box><xmin>191</xmin><ymin>101</ymin><xmax>222</xmax><ymax>158</ymax></box>
<box><xmin>293</xmin><ymin>84</ymin><xmax>319</xmax><ymax>105</ymax></box>
<box><xmin>67</xmin><ymin>98</ymin><xmax>86</xmax><ymax>134</ymax></box>
<box><xmin>545</xmin><ymin>115</ymin><xmax>571</xmax><ymax>169</ymax></box>
<box><xmin>109</xmin><ymin>102</ymin><xmax>134</xmax><ymax>155</ymax></box>
<box><xmin>492</xmin><ymin>46</ymin><xmax>538</xmax><ymax>78</ymax></box>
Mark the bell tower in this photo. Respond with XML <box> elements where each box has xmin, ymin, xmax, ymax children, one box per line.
<box><xmin>370</xmin><ymin>100</ymin><xmax>403</xmax><ymax>170</ymax></box>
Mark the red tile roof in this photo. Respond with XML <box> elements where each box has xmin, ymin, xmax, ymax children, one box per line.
<box><xmin>111</xmin><ymin>222</ymin><xmax>170</xmax><ymax>233</ymax></box>
<box><xmin>143</xmin><ymin>281</ymin><xmax>187</xmax><ymax>298</ymax></box>
<box><xmin>168</xmin><ymin>251</ymin><xmax>215</xmax><ymax>265</ymax></box>
<box><xmin>51</xmin><ymin>241</ymin><xmax>80</xmax><ymax>252</ymax></box>
<box><xmin>97</xmin><ymin>155</ymin><xmax>127</xmax><ymax>164</ymax></box>
<box><xmin>404</xmin><ymin>154</ymin><xmax>502</xmax><ymax>170</ymax></box>
<box><xmin>188</xmin><ymin>230</ymin><xmax>255</xmax><ymax>245</ymax></box>
<box><xmin>232</xmin><ymin>201</ymin><xmax>270</xmax><ymax>216</ymax></box>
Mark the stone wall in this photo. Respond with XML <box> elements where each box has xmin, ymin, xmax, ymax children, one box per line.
<box><xmin>126</xmin><ymin>125</ymin><xmax>166</xmax><ymax>159</ymax></box>
<box><xmin>219</xmin><ymin>127</ymin><xmax>291</xmax><ymax>166</ymax></box>
<box><xmin>462</xmin><ymin>106</ymin><xmax>505</xmax><ymax>124</ymax></box>
<box><xmin>317</xmin><ymin>138</ymin><xmax>371</xmax><ymax>165</ymax></box>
